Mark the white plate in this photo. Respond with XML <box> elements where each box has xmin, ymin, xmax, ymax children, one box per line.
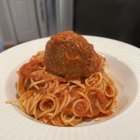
<box><xmin>0</xmin><ymin>36</ymin><xmax>140</xmax><ymax>140</ymax></box>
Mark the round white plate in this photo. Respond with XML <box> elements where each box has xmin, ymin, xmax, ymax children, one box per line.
<box><xmin>0</xmin><ymin>36</ymin><xmax>140</xmax><ymax>140</ymax></box>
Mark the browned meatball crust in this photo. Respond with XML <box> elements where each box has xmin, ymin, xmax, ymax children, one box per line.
<box><xmin>45</xmin><ymin>31</ymin><xmax>104</xmax><ymax>80</ymax></box>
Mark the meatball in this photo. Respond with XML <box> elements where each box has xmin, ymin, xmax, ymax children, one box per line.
<box><xmin>45</xmin><ymin>31</ymin><xmax>104</xmax><ymax>80</ymax></box>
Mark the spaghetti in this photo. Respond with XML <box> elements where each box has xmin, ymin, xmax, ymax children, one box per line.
<box><xmin>7</xmin><ymin>51</ymin><xmax>117</xmax><ymax>126</ymax></box>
